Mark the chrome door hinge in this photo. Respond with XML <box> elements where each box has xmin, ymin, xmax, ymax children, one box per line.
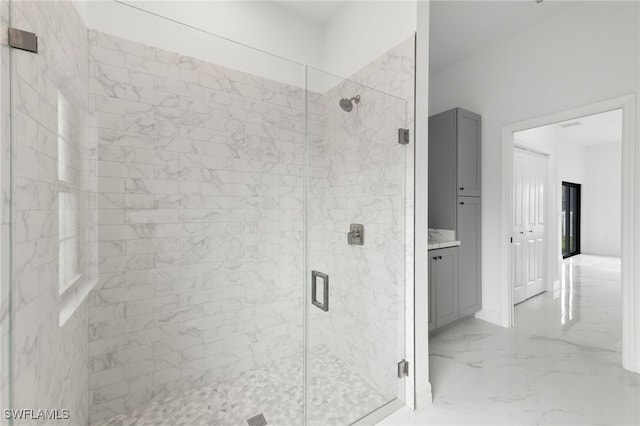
<box><xmin>8</xmin><ymin>28</ymin><xmax>38</xmax><ymax>54</ymax></box>
<box><xmin>397</xmin><ymin>359</ymin><xmax>409</xmax><ymax>378</ymax></box>
<box><xmin>398</xmin><ymin>128</ymin><xmax>410</xmax><ymax>145</ymax></box>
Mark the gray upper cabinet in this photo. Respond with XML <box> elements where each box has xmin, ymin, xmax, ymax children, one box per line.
<box><xmin>456</xmin><ymin>109</ymin><xmax>481</xmax><ymax>197</ymax></box>
<box><xmin>428</xmin><ymin>110</ymin><xmax>457</xmax><ymax>231</ymax></box>
<box><xmin>457</xmin><ymin>196</ymin><xmax>481</xmax><ymax>317</ymax></box>
<box><xmin>428</xmin><ymin>108</ymin><xmax>481</xmax><ymax>230</ymax></box>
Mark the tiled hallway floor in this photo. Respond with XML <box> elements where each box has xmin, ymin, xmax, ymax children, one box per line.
<box><xmin>395</xmin><ymin>255</ymin><xmax>640</xmax><ymax>425</ymax></box>
<box><xmin>92</xmin><ymin>346</ymin><xmax>387</xmax><ymax>426</ymax></box>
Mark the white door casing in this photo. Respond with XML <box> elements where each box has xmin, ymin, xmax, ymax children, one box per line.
<box><xmin>532</xmin><ymin>155</ymin><xmax>546</xmax><ymax>297</ymax></box>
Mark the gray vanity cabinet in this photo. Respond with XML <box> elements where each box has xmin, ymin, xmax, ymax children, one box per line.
<box><xmin>429</xmin><ymin>246</ymin><xmax>459</xmax><ymax>330</ymax></box>
<box><xmin>457</xmin><ymin>196</ymin><xmax>481</xmax><ymax>317</ymax></box>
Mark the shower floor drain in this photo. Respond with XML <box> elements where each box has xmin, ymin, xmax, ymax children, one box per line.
<box><xmin>247</xmin><ymin>413</ymin><xmax>267</xmax><ymax>426</ymax></box>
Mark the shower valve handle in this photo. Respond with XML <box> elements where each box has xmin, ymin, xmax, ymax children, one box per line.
<box><xmin>347</xmin><ymin>224</ymin><xmax>365</xmax><ymax>246</ymax></box>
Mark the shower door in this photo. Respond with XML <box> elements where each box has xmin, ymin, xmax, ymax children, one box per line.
<box><xmin>305</xmin><ymin>68</ymin><xmax>408</xmax><ymax>424</ymax></box>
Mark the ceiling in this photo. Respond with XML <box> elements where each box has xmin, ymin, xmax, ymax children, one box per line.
<box><xmin>275</xmin><ymin>1</ymin><xmax>344</xmax><ymax>24</ymax></box>
<box><xmin>429</xmin><ymin>1</ymin><xmax>579</xmax><ymax>74</ymax></box>
<box><xmin>518</xmin><ymin>109</ymin><xmax>623</xmax><ymax>147</ymax></box>
<box><xmin>554</xmin><ymin>109</ymin><xmax>623</xmax><ymax>146</ymax></box>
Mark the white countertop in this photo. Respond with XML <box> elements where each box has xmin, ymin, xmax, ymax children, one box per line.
<box><xmin>428</xmin><ymin>239</ymin><xmax>461</xmax><ymax>250</ymax></box>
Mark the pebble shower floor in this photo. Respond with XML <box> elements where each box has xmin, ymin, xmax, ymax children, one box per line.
<box><xmin>92</xmin><ymin>346</ymin><xmax>388</xmax><ymax>426</ymax></box>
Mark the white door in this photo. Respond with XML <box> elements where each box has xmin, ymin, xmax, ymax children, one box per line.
<box><xmin>512</xmin><ymin>151</ymin><xmax>527</xmax><ymax>304</ymax></box>
<box><xmin>513</xmin><ymin>148</ymin><xmax>547</xmax><ymax>304</ymax></box>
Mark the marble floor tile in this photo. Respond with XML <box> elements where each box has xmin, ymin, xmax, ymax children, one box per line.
<box><xmin>397</xmin><ymin>255</ymin><xmax>639</xmax><ymax>426</ymax></box>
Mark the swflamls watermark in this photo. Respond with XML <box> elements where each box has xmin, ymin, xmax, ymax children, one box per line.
<box><xmin>4</xmin><ymin>409</ymin><xmax>70</xmax><ymax>420</ymax></box>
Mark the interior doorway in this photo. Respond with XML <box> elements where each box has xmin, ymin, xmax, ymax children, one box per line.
<box><xmin>506</xmin><ymin>104</ymin><xmax>623</xmax><ymax>342</ymax></box>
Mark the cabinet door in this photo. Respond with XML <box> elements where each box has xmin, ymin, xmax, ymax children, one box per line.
<box><xmin>434</xmin><ymin>247</ymin><xmax>459</xmax><ymax>328</ymax></box>
<box><xmin>456</xmin><ymin>109</ymin><xmax>481</xmax><ymax>197</ymax></box>
<box><xmin>428</xmin><ymin>256</ymin><xmax>437</xmax><ymax>332</ymax></box>
<box><xmin>457</xmin><ymin>196</ymin><xmax>481</xmax><ymax>317</ymax></box>
<box><xmin>428</xmin><ymin>109</ymin><xmax>457</xmax><ymax>230</ymax></box>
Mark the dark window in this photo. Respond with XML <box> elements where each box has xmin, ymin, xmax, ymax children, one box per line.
<box><xmin>562</xmin><ymin>181</ymin><xmax>581</xmax><ymax>258</ymax></box>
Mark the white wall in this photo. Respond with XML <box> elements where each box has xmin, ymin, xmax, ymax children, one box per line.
<box><xmin>583</xmin><ymin>143</ymin><xmax>622</xmax><ymax>256</ymax></box>
<box><xmin>557</xmin><ymin>141</ymin><xmax>587</xmax><ymax>186</ymax></box>
<box><xmin>323</xmin><ymin>1</ymin><xmax>417</xmax><ymax>79</ymax></box>
<box><xmin>123</xmin><ymin>1</ymin><xmax>324</xmax><ymax>67</ymax></box>
<box><xmin>430</xmin><ymin>1</ymin><xmax>639</xmax><ymax>324</ymax></box>
<box><xmin>84</xmin><ymin>1</ymin><xmax>323</xmax><ymax>88</ymax></box>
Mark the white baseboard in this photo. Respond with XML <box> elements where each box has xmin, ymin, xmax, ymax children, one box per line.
<box><xmin>415</xmin><ymin>382</ymin><xmax>432</xmax><ymax>410</ymax></box>
<box><xmin>623</xmin><ymin>351</ymin><xmax>640</xmax><ymax>374</ymax></box>
<box><xmin>475</xmin><ymin>307</ymin><xmax>504</xmax><ymax>327</ymax></box>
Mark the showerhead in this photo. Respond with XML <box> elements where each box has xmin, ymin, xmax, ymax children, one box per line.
<box><xmin>339</xmin><ymin>95</ymin><xmax>360</xmax><ymax>112</ymax></box>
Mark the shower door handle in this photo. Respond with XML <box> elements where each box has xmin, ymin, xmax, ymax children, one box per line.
<box><xmin>311</xmin><ymin>271</ymin><xmax>329</xmax><ymax>312</ymax></box>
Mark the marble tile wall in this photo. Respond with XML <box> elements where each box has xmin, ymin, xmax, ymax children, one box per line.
<box><xmin>89</xmin><ymin>27</ymin><xmax>413</xmax><ymax>420</ymax></box>
<box><xmin>88</xmin><ymin>32</ymin><xmax>313</xmax><ymax>422</ymax></box>
<box><xmin>308</xmin><ymin>37</ymin><xmax>415</xmax><ymax>400</ymax></box>
<box><xmin>0</xmin><ymin>0</ymin><xmax>10</xmax><ymax>414</ymax></box>
<box><xmin>10</xmin><ymin>1</ymin><xmax>95</xmax><ymax>425</ymax></box>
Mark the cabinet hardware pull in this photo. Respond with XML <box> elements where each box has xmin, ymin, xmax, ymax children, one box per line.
<box><xmin>438</xmin><ymin>256</ymin><xmax>442</xmax><ymax>259</ymax></box>
<box><xmin>460</xmin><ymin>201</ymin><xmax>464</xmax><ymax>205</ymax></box>
<box><xmin>432</xmin><ymin>256</ymin><xmax>437</xmax><ymax>260</ymax></box>
<box><xmin>459</xmin><ymin>187</ymin><xmax>464</xmax><ymax>190</ymax></box>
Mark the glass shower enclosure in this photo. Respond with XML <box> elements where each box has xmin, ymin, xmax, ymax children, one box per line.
<box><xmin>306</xmin><ymin>68</ymin><xmax>407</xmax><ymax>424</ymax></box>
<box><xmin>2</xmin><ymin>1</ymin><xmax>411</xmax><ymax>424</ymax></box>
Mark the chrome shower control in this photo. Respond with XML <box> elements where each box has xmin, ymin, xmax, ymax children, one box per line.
<box><xmin>348</xmin><ymin>223</ymin><xmax>364</xmax><ymax>245</ymax></box>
